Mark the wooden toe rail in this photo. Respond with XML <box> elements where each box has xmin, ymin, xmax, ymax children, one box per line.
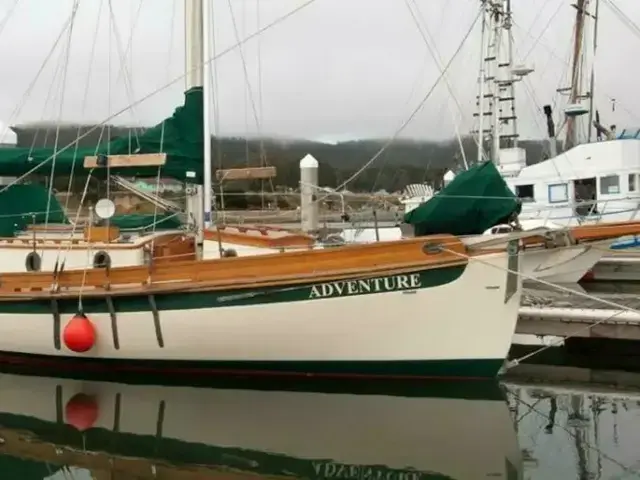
<box><xmin>0</xmin><ymin>234</ymin><xmax>469</xmax><ymax>296</ymax></box>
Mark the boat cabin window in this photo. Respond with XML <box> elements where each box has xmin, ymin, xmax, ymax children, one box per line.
<box><xmin>600</xmin><ymin>175</ymin><xmax>620</xmax><ymax>195</ymax></box>
<box><xmin>515</xmin><ymin>184</ymin><xmax>534</xmax><ymax>202</ymax></box>
<box><xmin>629</xmin><ymin>174</ymin><xmax>638</xmax><ymax>193</ymax></box>
<box><xmin>573</xmin><ymin>178</ymin><xmax>597</xmax><ymax>216</ymax></box>
<box><xmin>548</xmin><ymin>183</ymin><xmax>568</xmax><ymax>203</ymax></box>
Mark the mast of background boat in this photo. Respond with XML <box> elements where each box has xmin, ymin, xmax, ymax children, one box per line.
<box><xmin>488</xmin><ymin>4</ymin><xmax>503</xmax><ymax>162</ymax></box>
<box><xmin>475</xmin><ymin>1</ymin><xmax>529</xmax><ymax>167</ymax></box>
<box><xmin>185</xmin><ymin>0</ymin><xmax>206</xmax><ymax>258</ymax></box>
<box><xmin>563</xmin><ymin>0</ymin><xmax>589</xmax><ymax>150</ymax></box>
<box><xmin>586</xmin><ymin>0</ymin><xmax>600</xmax><ymax>143</ymax></box>
<box><xmin>475</xmin><ymin>1</ymin><xmax>488</xmax><ymax>163</ymax></box>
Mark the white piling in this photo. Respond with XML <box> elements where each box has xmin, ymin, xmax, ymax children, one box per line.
<box><xmin>300</xmin><ymin>153</ymin><xmax>319</xmax><ymax>233</ymax></box>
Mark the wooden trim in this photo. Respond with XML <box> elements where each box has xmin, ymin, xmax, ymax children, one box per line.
<box><xmin>26</xmin><ymin>224</ymin><xmax>77</xmax><ymax>233</ymax></box>
<box><xmin>0</xmin><ymin>231</ymin><xmax>186</xmax><ymax>251</ymax></box>
<box><xmin>84</xmin><ymin>153</ymin><xmax>166</xmax><ymax>168</ymax></box>
<box><xmin>216</xmin><ymin>166</ymin><xmax>276</xmax><ymax>181</ymax></box>
<box><xmin>0</xmin><ymin>235</ymin><xmax>470</xmax><ymax>296</ymax></box>
<box><xmin>570</xmin><ymin>221</ymin><xmax>640</xmax><ymax>242</ymax></box>
<box><xmin>204</xmin><ymin>224</ymin><xmax>315</xmax><ymax>249</ymax></box>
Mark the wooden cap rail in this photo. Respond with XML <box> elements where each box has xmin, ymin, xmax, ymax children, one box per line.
<box><xmin>84</xmin><ymin>153</ymin><xmax>167</xmax><ymax>169</ymax></box>
<box><xmin>215</xmin><ymin>166</ymin><xmax>276</xmax><ymax>181</ymax></box>
<box><xmin>0</xmin><ymin>234</ymin><xmax>469</xmax><ymax>296</ymax></box>
<box><xmin>570</xmin><ymin>221</ymin><xmax>640</xmax><ymax>242</ymax></box>
<box><xmin>0</xmin><ymin>231</ymin><xmax>187</xmax><ymax>250</ymax></box>
<box><xmin>205</xmin><ymin>225</ymin><xmax>315</xmax><ymax>248</ymax></box>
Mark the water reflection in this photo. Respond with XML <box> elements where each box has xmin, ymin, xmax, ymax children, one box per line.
<box><xmin>0</xmin><ymin>375</ymin><xmax>522</xmax><ymax>480</ymax></box>
<box><xmin>505</xmin><ymin>381</ymin><xmax>640</xmax><ymax>479</ymax></box>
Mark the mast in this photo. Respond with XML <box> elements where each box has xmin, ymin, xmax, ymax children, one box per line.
<box><xmin>476</xmin><ymin>1</ymin><xmax>488</xmax><ymax>164</ymax></box>
<box><xmin>184</xmin><ymin>0</ymin><xmax>206</xmax><ymax>258</ymax></box>
<box><xmin>488</xmin><ymin>2</ymin><xmax>503</xmax><ymax>162</ymax></box>
<box><xmin>473</xmin><ymin>1</ymin><xmax>526</xmax><ymax>164</ymax></box>
<box><xmin>564</xmin><ymin>0</ymin><xmax>589</xmax><ymax>151</ymax></box>
<box><xmin>586</xmin><ymin>0</ymin><xmax>600</xmax><ymax>143</ymax></box>
<box><xmin>203</xmin><ymin>0</ymin><xmax>213</xmax><ymax>229</ymax></box>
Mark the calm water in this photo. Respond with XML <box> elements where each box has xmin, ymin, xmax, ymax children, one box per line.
<box><xmin>0</xmin><ymin>372</ymin><xmax>638</xmax><ymax>479</ymax></box>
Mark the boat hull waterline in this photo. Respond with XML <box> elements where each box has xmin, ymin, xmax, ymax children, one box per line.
<box><xmin>0</xmin><ymin>248</ymin><xmax>520</xmax><ymax>379</ymax></box>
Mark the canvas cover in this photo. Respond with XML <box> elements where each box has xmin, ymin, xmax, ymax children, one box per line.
<box><xmin>404</xmin><ymin>161</ymin><xmax>521</xmax><ymax>236</ymax></box>
<box><xmin>0</xmin><ymin>183</ymin><xmax>69</xmax><ymax>237</ymax></box>
<box><xmin>0</xmin><ymin>88</ymin><xmax>204</xmax><ymax>183</ymax></box>
<box><xmin>110</xmin><ymin>213</ymin><xmax>183</xmax><ymax>231</ymax></box>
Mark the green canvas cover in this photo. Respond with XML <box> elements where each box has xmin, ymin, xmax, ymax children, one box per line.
<box><xmin>0</xmin><ymin>87</ymin><xmax>203</xmax><ymax>183</ymax></box>
<box><xmin>404</xmin><ymin>161</ymin><xmax>521</xmax><ymax>236</ymax></box>
<box><xmin>0</xmin><ymin>184</ymin><xmax>69</xmax><ymax>237</ymax></box>
<box><xmin>110</xmin><ymin>213</ymin><xmax>183</xmax><ymax>231</ymax></box>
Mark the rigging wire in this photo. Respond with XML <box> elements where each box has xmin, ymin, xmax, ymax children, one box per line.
<box><xmin>319</xmin><ymin>5</ymin><xmax>483</xmax><ymax>200</ymax></box>
<box><xmin>400</xmin><ymin>0</ymin><xmax>469</xmax><ymax>172</ymax></box>
<box><xmin>43</xmin><ymin>0</ymin><xmax>80</xmax><ymax>266</ymax></box>
<box><xmin>62</xmin><ymin>0</ymin><xmax>105</xmax><ymax>221</ymax></box>
<box><xmin>226</xmin><ymin>0</ymin><xmax>275</xmax><ymax>200</ymax></box>
<box><xmin>0</xmin><ymin>0</ymin><xmax>320</xmax><ymax>196</ymax></box>
<box><xmin>105</xmin><ymin>0</ymin><xmax>147</xmax><ymax>149</ymax></box>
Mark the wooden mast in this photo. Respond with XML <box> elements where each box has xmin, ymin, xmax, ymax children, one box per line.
<box><xmin>565</xmin><ymin>0</ymin><xmax>588</xmax><ymax>151</ymax></box>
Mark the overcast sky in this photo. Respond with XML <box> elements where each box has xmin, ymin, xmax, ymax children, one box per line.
<box><xmin>0</xmin><ymin>0</ymin><xmax>638</xmax><ymax>143</ymax></box>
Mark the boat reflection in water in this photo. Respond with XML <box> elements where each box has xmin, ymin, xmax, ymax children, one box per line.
<box><xmin>504</xmin><ymin>379</ymin><xmax>640</xmax><ymax>479</ymax></box>
<box><xmin>0</xmin><ymin>375</ymin><xmax>522</xmax><ymax>479</ymax></box>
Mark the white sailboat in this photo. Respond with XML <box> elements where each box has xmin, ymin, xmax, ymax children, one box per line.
<box><xmin>0</xmin><ymin>0</ymin><xmax>530</xmax><ymax>380</ymax></box>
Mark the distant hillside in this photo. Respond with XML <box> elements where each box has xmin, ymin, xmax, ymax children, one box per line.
<box><xmin>12</xmin><ymin>123</ymin><xmax>553</xmax><ymax>194</ymax></box>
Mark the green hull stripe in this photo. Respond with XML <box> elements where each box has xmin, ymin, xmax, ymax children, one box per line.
<box><xmin>0</xmin><ymin>265</ymin><xmax>466</xmax><ymax>315</ymax></box>
<box><xmin>0</xmin><ymin>353</ymin><xmax>505</xmax><ymax>380</ymax></box>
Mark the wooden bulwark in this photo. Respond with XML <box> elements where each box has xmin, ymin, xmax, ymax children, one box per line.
<box><xmin>0</xmin><ymin>235</ymin><xmax>470</xmax><ymax>297</ymax></box>
<box><xmin>570</xmin><ymin>221</ymin><xmax>640</xmax><ymax>242</ymax></box>
<box><xmin>215</xmin><ymin>166</ymin><xmax>277</xmax><ymax>181</ymax></box>
<box><xmin>84</xmin><ymin>153</ymin><xmax>167</xmax><ymax>169</ymax></box>
<box><xmin>204</xmin><ymin>224</ymin><xmax>315</xmax><ymax>249</ymax></box>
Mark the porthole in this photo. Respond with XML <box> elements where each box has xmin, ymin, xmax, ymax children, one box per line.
<box><xmin>221</xmin><ymin>248</ymin><xmax>238</xmax><ymax>258</ymax></box>
<box><xmin>25</xmin><ymin>252</ymin><xmax>41</xmax><ymax>272</ymax></box>
<box><xmin>93</xmin><ymin>251</ymin><xmax>112</xmax><ymax>269</ymax></box>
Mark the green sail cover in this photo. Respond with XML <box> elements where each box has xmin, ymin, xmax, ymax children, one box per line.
<box><xmin>109</xmin><ymin>213</ymin><xmax>183</xmax><ymax>231</ymax></box>
<box><xmin>0</xmin><ymin>88</ymin><xmax>203</xmax><ymax>183</ymax></box>
<box><xmin>404</xmin><ymin>161</ymin><xmax>521</xmax><ymax>236</ymax></box>
<box><xmin>0</xmin><ymin>184</ymin><xmax>69</xmax><ymax>237</ymax></box>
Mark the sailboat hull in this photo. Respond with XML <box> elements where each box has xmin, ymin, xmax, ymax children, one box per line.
<box><xmin>0</xmin><ymin>251</ymin><xmax>520</xmax><ymax>379</ymax></box>
<box><xmin>520</xmin><ymin>243</ymin><xmax>605</xmax><ymax>284</ymax></box>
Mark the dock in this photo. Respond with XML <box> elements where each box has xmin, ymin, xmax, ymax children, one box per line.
<box><xmin>517</xmin><ymin>287</ymin><xmax>640</xmax><ymax>340</ymax></box>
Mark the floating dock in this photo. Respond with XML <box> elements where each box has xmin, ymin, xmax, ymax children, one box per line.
<box><xmin>516</xmin><ymin>287</ymin><xmax>640</xmax><ymax>340</ymax></box>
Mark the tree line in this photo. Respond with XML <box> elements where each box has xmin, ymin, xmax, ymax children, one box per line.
<box><xmin>13</xmin><ymin>124</ymin><xmax>553</xmax><ymax>209</ymax></box>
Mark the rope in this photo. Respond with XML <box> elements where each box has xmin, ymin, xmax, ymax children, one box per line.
<box><xmin>314</xmin><ymin>4</ymin><xmax>483</xmax><ymax>203</ymax></box>
<box><xmin>440</xmin><ymin>245</ymin><xmax>640</xmax><ymax>369</ymax></box>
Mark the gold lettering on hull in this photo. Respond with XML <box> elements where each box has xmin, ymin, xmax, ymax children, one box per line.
<box><xmin>312</xmin><ymin>461</ymin><xmax>429</xmax><ymax>480</ymax></box>
<box><xmin>308</xmin><ymin>273</ymin><xmax>422</xmax><ymax>299</ymax></box>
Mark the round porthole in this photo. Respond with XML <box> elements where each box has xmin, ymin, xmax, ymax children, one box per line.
<box><xmin>93</xmin><ymin>251</ymin><xmax>111</xmax><ymax>269</ymax></box>
<box><xmin>221</xmin><ymin>248</ymin><xmax>238</xmax><ymax>258</ymax></box>
<box><xmin>25</xmin><ymin>252</ymin><xmax>41</xmax><ymax>272</ymax></box>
